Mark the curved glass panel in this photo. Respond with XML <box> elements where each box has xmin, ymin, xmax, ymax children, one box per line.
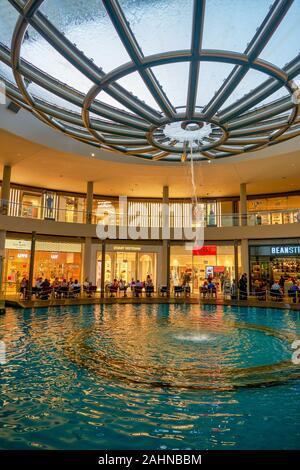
<box><xmin>96</xmin><ymin>90</ymin><xmax>140</xmax><ymax>115</ymax></box>
<box><xmin>259</xmin><ymin>1</ymin><xmax>300</xmax><ymax>68</ymax></box>
<box><xmin>116</xmin><ymin>72</ymin><xmax>161</xmax><ymax>111</ymax></box>
<box><xmin>28</xmin><ymin>82</ymin><xmax>82</xmax><ymax>113</ymax></box>
<box><xmin>247</xmin><ymin>88</ymin><xmax>290</xmax><ymax>111</ymax></box>
<box><xmin>220</xmin><ymin>69</ymin><xmax>272</xmax><ymax>110</ymax></box>
<box><xmin>39</xmin><ymin>0</ymin><xmax>131</xmax><ymax>72</ymax></box>
<box><xmin>196</xmin><ymin>62</ymin><xmax>235</xmax><ymax>108</ymax></box>
<box><xmin>151</xmin><ymin>62</ymin><xmax>190</xmax><ymax>109</ymax></box>
<box><xmin>21</xmin><ymin>27</ymin><xmax>93</xmax><ymax>93</ymax></box>
<box><xmin>0</xmin><ymin>61</ymin><xmax>16</xmax><ymax>84</ymax></box>
<box><xmin>202</xmin><ymin>0</ymin><xmax>271</xmax><ymax>52</ymax></box>
<box><xmin>119</xmin><ymin>0</ymin><xmax>194</xmax><ymax>56</ymax></box>
<box><xmin>0</xmin><ymin>0</ymin><xmax>19</xmax><ymax>47</ymax></box>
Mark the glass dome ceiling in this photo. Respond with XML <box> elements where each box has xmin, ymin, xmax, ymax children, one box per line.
<box><xmin>0</xmin><ymin>0</ymin><xmax>300</xmax><ymax>162</ymax></box>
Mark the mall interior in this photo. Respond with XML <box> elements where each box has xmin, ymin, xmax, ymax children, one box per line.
<box><xmin>0</xmin><ymin>0</ymin><xmax>300</xmax><ymax>304</ymax></box>
<box><xmin>1</xmin><ymin>0</ymin><xmax>300</xmax><ymax>455</ymax></box>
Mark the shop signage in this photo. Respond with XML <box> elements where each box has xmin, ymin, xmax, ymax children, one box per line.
<box><xmin>250</xmin><ymin>245</ymin><xmax>300</xmax><ymax>257</ymax></box>
<box><xmin>214</xmin><ymin>266</ymin><xmax>225</xmax><ymax>273</ymax></box>
<box><xmin>270</xmin><ymin>245</ymin><xmax>300</xmax><ymax>255</ymax></box>
<box><xmin>5</xmin><ymin>240</ymin><xmax>31</xmax><ymax>250</ymax></box>
<box><xmin>192</xmin><ymin>245</ymin><xmax>217</xmax><ymax>256</ymax></box>
<box><xmin>112</xmin><ymin>246</ymin><xmax>142</xmax><ymax>251</ymax></box>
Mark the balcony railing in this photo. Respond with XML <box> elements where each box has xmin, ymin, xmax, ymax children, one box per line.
<box><xmin>0</xmin><ymin>199</ymin><xmax>299</xmax><ymax>227</ymax></box>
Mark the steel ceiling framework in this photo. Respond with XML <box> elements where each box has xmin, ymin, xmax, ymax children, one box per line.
<box><xmin>0</xmin><ymin>0</ymin><xmax>300</xmax><ymax>161</ymax></box>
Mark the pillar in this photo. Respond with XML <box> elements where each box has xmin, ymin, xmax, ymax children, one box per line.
<box><xmin>240</xmin><ymin>183</ymin><xmax>247</xmax><ymax>226</ymax></box>
<box><xmin>100</xmin><ymin>241</ymin><xmax>106</xmax><ymax>298</ymax></box>
<box><xmin>0</xmin><ymin>230</ymin><xmax>6</xmax><ymax>299</ymax></box>
<box><xmin>161</xmin><ymin>186</ymin><xmax>170</xmax><ymax>292</ymax></box>
<box><xmin>86</xmin><ymin>181</ymin><xmax>94</xmax><ymax>224</ymax></box>
<box><xmin>234</xmin><ymin>240</ymin><xmax>239</xmax><ymax>288</ymax></box>
<box><xmin>0</xmin><ymin>165</ymin><xmax>11</xmax><ymax>215</ymax></box>
<box><xmin>83</xmin><ymin>237</ymin><xmax>92</xmax><ymax>282</ymax></box>
<box><xmin>241</xmin><ymin>238</ymin><xmax>249</xmax><ymax>294</ymax></box>
<box><xmin>27</xmin><ymin>231</ymin><xmax>36</xmax><ymax>300</ymax></box>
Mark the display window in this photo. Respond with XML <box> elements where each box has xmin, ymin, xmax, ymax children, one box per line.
<box><xmin>21</xmin><ymin>192</ymin><xmax>42</xmax><ymax>218</ymax></box>
<box><xmin>3</xmin><ymin>239</ymin><xmax>82</xmax><ymax>295</ymax></box>
<box><xmin>248</xmin><ymin>195</ymin><xmax>300</xmax><ymax>225</ymax></box>
<box><xmin>93</xmin><ymin>200</ymin><xmax>119</xmax><ymax>225</ymax></box>
<box><xmin>58</xmin><ymin>196</ymin><xmax>85</xmax><ymax>223</ymax></box>
<box><xmin>96</xmin><ymin>248</ymin><xmax>157</xmax><ymax>289</ymax></box>
<box><xmin>170</xmin><ymin>244</ymin><xmax>237</xmax><ymax>292</ymax></box>
<box><xmin>249</xmin><ymin>244</ymin><xmax>300</xmax><ymax>291</ymax></box>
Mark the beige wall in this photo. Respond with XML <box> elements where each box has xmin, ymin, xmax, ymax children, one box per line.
<box><xmin>1</xmin><ymin>214</ymin><xmax>300</xmax><ymax>241</ymax></box>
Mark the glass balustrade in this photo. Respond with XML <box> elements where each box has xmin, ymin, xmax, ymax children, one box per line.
<box><xmin>0</xmin><ymin>198</ymin><xmax>299</xmax><ymax>227</ymax></box>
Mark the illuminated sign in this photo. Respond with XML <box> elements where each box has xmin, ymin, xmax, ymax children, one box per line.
<box><xmin>270</xmin><ymin>246</ymin><xmax>300</xmax><ymax>255</ymax></box>
<box><xmin>192</xmin><ymin>246</ymin><xmax>217</xmax><ymax>256</ymax></box>
<box><xmin>112</xmin><ymin>246</ymin><xmax>142</xmax><ymax>251</ymax></box>
<box><xmin>250</xmin><ymin>245</ymin><xmax>300</xmax><ymax>257</ymax></box>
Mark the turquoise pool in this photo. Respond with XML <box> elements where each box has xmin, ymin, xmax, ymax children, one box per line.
<box><xmin>0</xmin><ymin>304</ymin><xmax>299</xmax><ymax>450</ymax></box>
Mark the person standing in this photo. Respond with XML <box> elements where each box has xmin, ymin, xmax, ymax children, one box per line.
<box><xmin>239</xmin><ymin>273</ymin><xmax>248</xmax><ymax>300</ymax></box>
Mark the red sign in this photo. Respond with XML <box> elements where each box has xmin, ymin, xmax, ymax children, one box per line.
<box><xmin>192</xmin><ymin>245</ymin><xmax>217</xmax><ymax>256</ymax></box>
<box><xmin>214</xmin><ymin>266</ymin><xmax>225</xmax><ymax>273</ymax></box>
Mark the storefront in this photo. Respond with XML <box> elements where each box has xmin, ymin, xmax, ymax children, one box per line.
<box><xmin>95</xmin><ymin>244</ymin><xmax>161</xmax><ymax>289</ymax></box>
<box><xmin>247</xmin><ymin>195</ymin><xmax>300</xmax><ymax>225</ymax></box>
<box><xmin>3</xmin><ymin>239</ymin><xmax>82</xmax><ymax>294</ymax></box>
<box><xmin>170</xmin><ymin>243</ymin><xmax>240</xmax><ymax>292</ymax></box>
<box><xmin>249</xmin><ymin>242</ymin><xmax>300</xmax><ymax>290</ymax></box>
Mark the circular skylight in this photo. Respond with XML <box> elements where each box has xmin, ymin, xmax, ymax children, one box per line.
<box><xmin>0</xmin><ymin>0</ymin><xmax>300</xmax><ymax>162</ymax></box>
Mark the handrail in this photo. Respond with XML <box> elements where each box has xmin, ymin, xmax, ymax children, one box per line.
<box><xmin>1</xmin><ymin>282</ymin><xmax>299</xmax><ymax>303</ymax></box>
<box><xmin>0</xmin><ymin>199</ymin><xmax>299</xmax><ymax>227</ymax></box>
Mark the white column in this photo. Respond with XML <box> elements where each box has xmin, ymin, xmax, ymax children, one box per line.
<box><xmin>0</xmin><ymin>166</ymin><xmax>10</xmax><ymax>294</ymax></box>
<box><xmin>240</xmin><ymin>182</ymin><xmax>247</xmax><ymax>226</ymax></box>
<box><xmin>161</xmin><ymin>186</ymin><xmax>170</xmax><ymax>290</ymax></box>
<box><xmin>83</xmin><ymin>237</ymin><xmax>92</xmax><ymax>282</ymax></box>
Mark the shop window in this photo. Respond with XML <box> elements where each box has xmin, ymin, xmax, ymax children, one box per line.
<box><xmin>170</xmin><ymin>244</ymin><xmax>236</xmax><ymax>293</ymax></box>
<box><xmin>96</xmin><ymin>250</ymin><xmax>157</xmax><ymax>289</ymax></box>
<box><xmin>21</xmin><ymin>192</ymin><xmax>42</xmax><ymax>218</ymax></box>
<box><xmin>58</xmin><ymin>196</ymin><xmax>85</xmax><ymax>223</ymax></box>
<box><xmin>4</xmin><ymin>239</ymin><xmax>31</xmax><ymax>294</ymax></box>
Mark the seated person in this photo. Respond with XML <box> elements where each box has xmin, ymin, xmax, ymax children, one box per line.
<box><xmin>145</xmin><ymin>276</ymin><xmax>154</xmax><ymax>297</ymax></box>
<box><xmin>32</xmin><ymin>277</ymin><xmax>43</xmax><ymax>297</ymax></box>
<box><xmin>40</xmin><ymin>278</ymin><xmax>51</xmax><ymax>300</ymax></box>
<box><xmin>71</xmin><ymin>279</ymin><xmax>81</xmax><ymax>295</ymax></box>
<box><xmin>118</xmin><ymin>279</ymin><xmax>128</xmax><ymax>297</ymax></box>
<box><xmin>207</xmin><ymin>280</ymin><xmax>217</xmax><ymax>298</ymax></box>
<box><xmin>288</xmin><ymin>282</ymin><xmax>299</xmax><ymax>303</ymax></box>
<box><xmin>200</xmin><ymin>281</ymin><xmax>208</xmax><ymax>298</ymax></box>
<box><xmin>134</xmin><ymin>280</ymin><xmax>143</xmax><ymax>297</ymax></box>
<box><xmin>182</xmin><ymin>280</ymin><xmax>190</xmax><ymax>295</ymax></box>
<box><xmin>270</xmin><ymin>281</ymin><xmax>283</xmax><ymax>300</ymax></box>
<box><xmin>109</xmin><ymin>279</ymin><xmax>119</xmax><ymax>297</ymax></box>
<box><xmin>20</xmin><ymin>277</ymin><xmax>28</xmax><ymax>299</ymax></box>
